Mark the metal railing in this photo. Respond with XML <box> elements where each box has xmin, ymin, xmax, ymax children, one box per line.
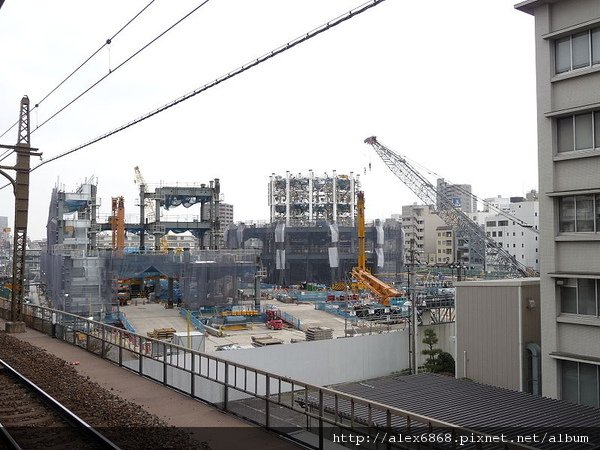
<box><xmin>0</xmin><ymin>296</ymin><xmax>532</xmax><ymax>450</ymax></box>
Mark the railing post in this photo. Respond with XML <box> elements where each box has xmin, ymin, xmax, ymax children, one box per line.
<box><xmin>386</xmin><ymin>409</ymin><xmax>392</xmax><ymax>450</ymax></box>
<box><xmin>319</xmin><ymin>389</ymin><xmax>324</xmax><ymax>450</ymax></box>
<box><xmin>223</xmin><ymin>362</ymin><xmax>229</xmax><ymax>411</ymax></box>
<box><xmin>190</xmin><ymin>352</ymin><xmax>195</xmax><ymax>397</ymax></box>
<box><xmin>163</xmin><ymin>343</ymin><xmax>168</xmax><ymax>385</ymax></box>
<box><xmin>118</xmin><ymin>333</ymin><xmax>123</xmax><ymax>367</ymax></box>
<box><xmin>265</xmin><ymin>374</ymin><xmax>270</xmax><ymax>428</ymax></box>
<box><xmin>101</xmin><ymin>325</ymin><xmax>106</xmax><ymax>358</ymax></box>
<box><xmin>139</xmin><ymin>339</ymin><xmax>144</xmax><ymax>376</ymax></box>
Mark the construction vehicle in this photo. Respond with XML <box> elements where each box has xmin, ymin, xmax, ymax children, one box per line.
<box><xmin>350</xmin><ymin>191</ymin><xmax>404</xmax><ymax>306</ymax></box>
<box><xmin>266</xmin><ymin>309</ymin><xmax>283</xmax><ymax>330</ymax></box>
<box><xmin>364</xmin><ymin>136</ymin><xmax>535</xmax><ymax>277</ymax></box>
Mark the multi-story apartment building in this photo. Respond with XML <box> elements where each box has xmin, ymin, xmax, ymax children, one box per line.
<box><xmin>517</xmin><ymin>0</ymin><xmax>600</xmax><ymax>407</ymax></box>
<box><xmin>218</xmin><ymin>203</ymin><xmax>234</xmax><ymax>248</ymax></box>
<box><xmin>435</xmin><ymin>226</ymin><xmax>455</xmax><ymax>264</ymax></box>
<box><xmin>436</xmin><ymin>178</ymin><xmax>476</xmax><ymax>213</ymax></box>
<box><xmin>485</xmin><ymin>200</ymin><xmax>540</xmax><ymax>272</ymax></box>
<box><xmin>400</xmin><ymin>204</ymin><xmax>445</xmax><ymax>264</ymax></box>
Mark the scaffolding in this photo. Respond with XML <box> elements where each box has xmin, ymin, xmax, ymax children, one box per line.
<box><xmin>41</xmin><ymin>179</ymin><xmax>255</xmax><ymax>316</ymax></box>
<box><xmin>268</xmin><ymin>170</ymin><xmax>359</xmax><ymax>227</ymax></box>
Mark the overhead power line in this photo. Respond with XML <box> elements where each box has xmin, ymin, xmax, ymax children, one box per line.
<box><xmin>32</xmin><ymin>0</ymin><xmax>212</xmax><ymax>134</ymax></box>
<box><xmin>0</xmin><ymin>0</ymin><xmax>385</xmax><ymax>191</ymax></box>
<box><xmin>0</xmin><ymin>0</ymin><xmax>158</xmax><ymax>141</ymax></box>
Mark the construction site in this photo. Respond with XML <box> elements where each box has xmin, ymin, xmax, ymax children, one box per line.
<box><xmin>4</xmin><ymin>1</ymin><xmax>600</xmax><ymax>449</ymax></box>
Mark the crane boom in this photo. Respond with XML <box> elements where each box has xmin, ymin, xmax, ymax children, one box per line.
<box><xmin>364</xmin><ymin>136</ymin><xmax>534</xmax><ymax>278</ymax></box>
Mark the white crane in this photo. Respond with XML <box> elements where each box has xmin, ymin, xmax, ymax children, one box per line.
<box><xmin>134</xmin><ymin>166</ymin><xmax>155</xmax><ymax>223</ymax></box>
<box><xmin>364</xmin><ymin>136</ymin><xmax>535</xmax><ymax>277</ymax></box>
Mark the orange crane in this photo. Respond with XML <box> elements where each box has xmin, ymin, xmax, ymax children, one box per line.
<box><xmin>351</xmin><ymin>191</ymin><xmax>403</xmax><ymax>306</ymax></box>
<box><xmin>110</xmin><ymin>197</ymin><xmax>125</xmax><ymax>254</ymax></box>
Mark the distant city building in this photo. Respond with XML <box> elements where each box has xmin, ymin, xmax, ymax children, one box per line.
<box><xmin>517</xmin><ymin>0</ymin><xmax>600</xmax><ymax>407</ymax></box>
<box><xmin>219</xmin><ymin>203</ymin><xmax>234</xmax><ymax>248</ymax></box>
<box><xmin>400</xmin><ymin>204</ymin><xmax>445</xmax><ymax>264</ymax></box>
<box><xmin>268</xmin><ymin>170</ymin><xmax>360</xmax><ymax>226</ymax></box>
<box><xmin>0</xmin><ymin>216</ymin><xmax>9</xmax><ymax>277</ymax></box>
<box><xmin>483</xmin><ymin>196</ymin><xmax>511</xmax><ymax>212</ymax></box>
<box><xmin>436</xmin><ymin>178</ymin><xmax>476</xmax><ymax>213</ymax></box>
<box><xmin>485</xmin><ymin>199</ymin><xmax>539</xmax><ymax>272</ymax></box>
<box><xmin>435</xmin><ymin>226</ymin><xmax>455</xmax><ymax>264</ymax></box>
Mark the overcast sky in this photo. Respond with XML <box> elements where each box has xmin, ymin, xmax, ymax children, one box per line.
<box><xmin>0</xmin><ymin>0</ymin><xmax>536</xmax><ymax>240</ymax></box>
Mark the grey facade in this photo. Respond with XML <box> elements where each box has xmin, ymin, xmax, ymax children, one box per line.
<box><xmin>517</xmin><ymin>0</ymin><xmax>600</xmax><ymax>407</ymax></box>
<box><xmin>455</xmin><ymin>279</ymin><xmax>541</xmax><ymax>395</ymax></box>
<box><xmin>226</xmin><ymin>221</ymin><xmax>403</xmax><ymax>286</ymax></box>
<box><xmin>436</xmin><ymin>178</ymin><xmax>476</xmax><ymax>214</ymax></box>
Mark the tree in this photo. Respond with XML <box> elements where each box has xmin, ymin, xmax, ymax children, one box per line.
<box><xmin>435</xmin><ymin>351</ymin><xmax>455</xmax><ymax>375</ymax></box>
<box><xmin>421</xmin><ymin>329</ymin><xmax>456</xmax><ymax>375</ymax></box>
<box><xmin>421</xmin><ymin>328</ymin><xmax>442</xmax><ymax>373</ymax></box>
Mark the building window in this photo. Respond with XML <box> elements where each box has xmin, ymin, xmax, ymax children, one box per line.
<box><xmin>498</xmin><ymin>220</ymin><xmax>508</xmax><ymax>226</ymax></box>
<box><xmin>560</xmin><ymin>278</ymin><xmax>599</xmax><ymax>316</ymax></box>
<box><xmin>557</xmin><ymin>110</ymin><xmax>600</xmax><ymax>153</ymax></box>
<box><xmin>560</xmin><ymin>360</ymin><xmax>599</xmax><ymax>407</ymax></box>
<box><xmin>486</xmin><ymin>221</ymin><xmax>496</xmax><ymax>227</ymax></box>
<box><xmin>559</xmin><ymin>194</ymin><xmax>600</xmax><ymax>232</ymax></box>
<box><xmin>492</xmin><ymin>231</ymin><xmax>497</xmax><ymax>237</ymax></box>
<box><xmin>559</xmin><ymin>196</ymin><xmax>575</xmax><ymax>231</ymax></box>
<box><xmin>498</xmin><ymin>231</ymin><xmax>503</xmax><ymax>237</ymax></box>
<box><xmin>555</xmin><ymin>28</ymin><xmax>600</xmax><ymax>74</ymax></box>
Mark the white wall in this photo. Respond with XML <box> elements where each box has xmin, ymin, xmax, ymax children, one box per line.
<box><xmin>214</xmin><ymin>323</ymin><xmax>455</xmax><ymax>387</ymax></box>
<box><xmin>118</xmin><ymin>323</ymin><xmax>455</xmax><ymax>403</ymax></box>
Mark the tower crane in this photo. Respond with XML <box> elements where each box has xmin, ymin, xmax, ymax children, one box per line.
<box><xmin>351</xmin><ymin>191</ymin><xmax>404</xmax><ymax>305</ymax></box>
<box><xmin>134</xmin><ymin>166</ymin><xmax>155</xmax><ymax>223</ymax></box>
<box><xmin>364</xmin><ymin>136</ymin><xmax>534</xmax><ymax>278</ymax></box>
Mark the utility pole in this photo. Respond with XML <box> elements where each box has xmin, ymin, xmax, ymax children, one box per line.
<box><xmin>406</xmin><ymin>238</ymin><xmax>418</xmax><ymax>374</ymax></box>
<box><xmin>0</xmin><ymin>96</ymin><xmax>42</xmax><ymax>332</ymax></box>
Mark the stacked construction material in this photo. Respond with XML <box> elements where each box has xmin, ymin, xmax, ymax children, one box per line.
<box><xmin>147</xmin><ymin>327</ymin><xmax>176</xmax><ymax>340</ymax></box>
<box><xmin>305</xmin><ymin>327</ymin><xmax>333</xmax><ymax>341</ymax></box>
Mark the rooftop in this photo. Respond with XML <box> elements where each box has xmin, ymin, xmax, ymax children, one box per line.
<box><xmin>454</xmin><ymin>277</ymin><xmax>540</xmax><ymax>287</ymax></box>
<box><xmin>330</xmin><ymin>373</ymin><xmax>600</xmax><ymax>432</ymax></box>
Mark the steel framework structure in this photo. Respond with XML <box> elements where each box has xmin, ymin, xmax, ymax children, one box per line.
<box><xmin>0</xmin><ymin>96</ymin><xmax>42</xmax><ymax>323</ymax></box>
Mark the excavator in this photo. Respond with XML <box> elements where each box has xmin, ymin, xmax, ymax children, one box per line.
<box><xmin>350</xmin><ymin>191</ymin><xmax>404</xmax><ymax>306</ymax></box>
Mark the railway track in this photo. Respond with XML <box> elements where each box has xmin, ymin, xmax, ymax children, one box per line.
<box><xmin>0</xmin><ymin>357</ymin><xmax>120</xmax><ymax>450</ymax></box>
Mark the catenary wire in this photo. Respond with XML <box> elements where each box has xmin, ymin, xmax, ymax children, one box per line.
<box><xmin>0</xmin><ymin>0</ymin><xmax>385</xmax><ymax>193</ymax></box>
<box><xmin>0</xmin><ymin>0</ymin><xmax>158</xmax><ymax>142</ymax></box>
<box><xmin>32</xmin><ymin>0</ymin><xmax>212</xmax><ymax>133</ymax></box>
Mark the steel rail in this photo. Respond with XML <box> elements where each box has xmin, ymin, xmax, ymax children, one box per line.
<box><xmin>0</xmin><ymin>357</ymin><xmax>120</xmax><ymax>450</ymax></box>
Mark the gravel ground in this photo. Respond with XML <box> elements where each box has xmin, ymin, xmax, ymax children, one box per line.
<box><xmin>0</xmin><ymin>332</ymin><xmax>210</xmax><ymax>450</ymax></box>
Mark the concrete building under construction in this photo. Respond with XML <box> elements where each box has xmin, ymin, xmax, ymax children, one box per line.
<box><xmin>268</xmin><ymin>170</ymin><xmax>359</xmax><ymax>226</ymax></box>
<box><xmin>41</xmin><ymin>178</ymin><xmax>256</xmax><ymax>316</ymax></box>
<box><xmin>229</xmin><ymin>171</ymin><xmax>403</xmax><ymax>286</ymax></box>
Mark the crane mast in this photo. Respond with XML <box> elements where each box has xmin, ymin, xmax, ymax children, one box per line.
<box><xmin>357</xmin><ymin>191</ymin><xmax>366</xmax><ymax>271</ymax></box>
<box><xmin>364</xmin><ymin>136</ymin><xmax>532</xmax><ymax>278</ymax></box>
<box><xmin>351</xmin><ymin>191</ymin><xmax>403</xmax><ymax>304</ymax></box>
<box><xmin>110</xmin><ymin>197</ymin><xmax>125</xmax><ymax>254</ymax></box>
